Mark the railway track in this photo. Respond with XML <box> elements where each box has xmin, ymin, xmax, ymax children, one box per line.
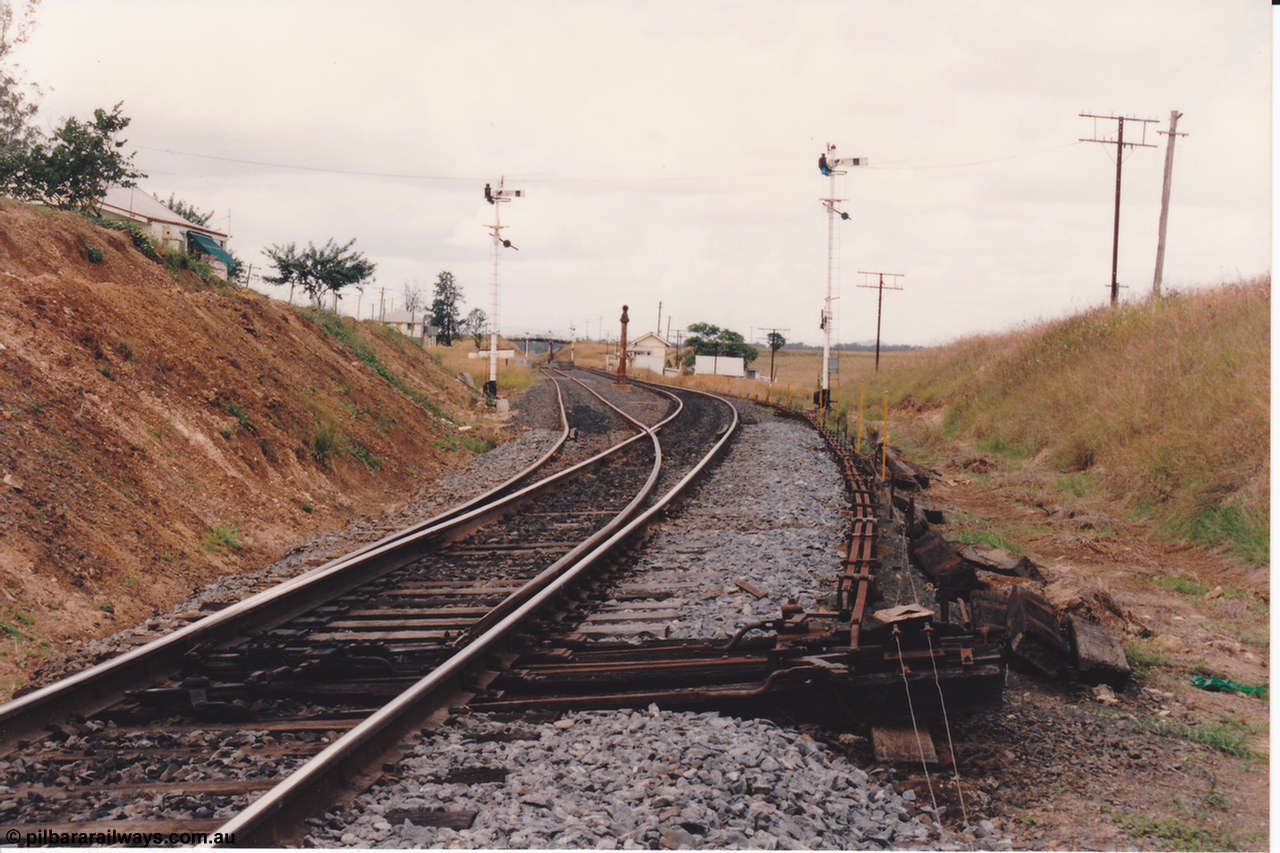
<box><xmin>0</xmin><ymin>369</ymin><xmax>739</xmax><ymax>847</ymax></box>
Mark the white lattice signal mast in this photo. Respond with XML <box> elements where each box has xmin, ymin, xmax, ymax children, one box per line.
<box><xmin>817</xmin><ymin>144</ymin><xmax>866</xmax><ymax>409</ymax></box>
<box><xmin>482</xmin><ymin>178</ymin><xmax>524</xmax><ymax>396</ymax></box>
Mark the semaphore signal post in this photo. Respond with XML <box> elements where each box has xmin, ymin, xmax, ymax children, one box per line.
<box><xmin>482</xmin><ymin>177</ymin><xmax>524</xmax><ymax>397</ymax></box>
<box><xmin>817</xmin><ymin>143</ymin><xmax>866</xmax><ymax>409</ymax></box>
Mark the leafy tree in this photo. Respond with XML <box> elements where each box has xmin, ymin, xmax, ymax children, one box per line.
<box><xmin>264</xmin><ymin>238</ymin><xmax>375</xmax><ymax>306</ymax></box>
<box><xmin>430</xmin><ymin>270</ymin><xmax>462</xmax><ymax>345</ymax></box>
<box><xmin>680</xmin><ymin>322</ymin><xmax>758</xmax><ymax>368</ymax></box>
<box><xmin>165</xmin><ymin>193</ymin><xmax>212</xmax><ymax>226</ymax></box>
<box><xmin>4</xmin><ymin>102</ymin><xmax>145</xmax><ymax>211</ymax></box>
<box><xmin>464</xmin><ymin>307</ymin><xmax>487</xmax><ymax>349</ymax></box>
<box><xmin>0</xmin><ymin>1</ymin><xmax>40</xmax><ymax>168</ymax></box>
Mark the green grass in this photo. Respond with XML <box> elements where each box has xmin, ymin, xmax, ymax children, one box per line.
<box><xmin>433</xmin><ymin>433</ymin><xmax>493</xmax><ymax>454</ymax></box>
<box><xmin>226</xmin><ymin>402</ymin><xmax>257</xmax><ymax>433</ymax></box>
<box><xmin>310</xmin><ymin>418</ymin><xmax>340</xmax><ymax>465</ymax></box>
<box><xmin>115</xmin><ymin>339</ymin><xmax>136</xmax><ymax>360</ymax></box>
<box><xmin>952</xmin><ymin>528</ymin><xmax>1023</xmax><ymax>554</ymax></box>
<box><xmin>1056</xmin><ymin>473</ymin><xmax>1092</xmax><ymax>497</ymax></box>
<box><xmin>1124</xmin><ymin>638</ymin><xmax>1171</xmax><ymax>678</ymax></box>
<box><xmin>976</xmin><ymin>435</ymin><xmax>1033</xmax><ymax>459</ymax></box>
<box><xmin>347</xmin><ymin>439</ymin><xmax>383</xmax><ymax>472</ymax></box>
<box><xmin>1149</xmin><ymin>574</ymin><xmax>1208</xmax><ymax>597</ymax></box>
<box><xmin>202</xmin><ymin>523</ymin><xmax>242</xmax><ymax>552</ymax></box>
<box><xmin>97</xmin><ymin>364</ymin><xmax>114</xmax><ymax>380</ymax></box>
<box><xmin>300</xmin><ymin>308</ymin><xmax>454</xmax><ymax>421</ymax></box>
<box><xmin>1181</xmin><ymin>505</ymin><xmax>1269</xmax><ymax>566</ymax></box>
<box><xmin>1129</xmin><ymin>714</ymin><xmax>1261</xmax><ymax>758</ymax></box>
<box><xmin>1109</xmin><ymin>810</ymin><xmax>1252</xmax><ymax>851</ymax></box>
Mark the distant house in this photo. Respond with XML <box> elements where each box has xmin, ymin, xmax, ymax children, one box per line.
<box><xmin>98</xmin><ymin>186</ymin><xmax>235</xmax><ymax>277</ymax></box>
<box><xmin>628</xmin><ymin>332</ymin><xmax>671</xmax><ymax>375</ymax></box>
<box><xmin>382</xmin><ymin>309</ymin><xmax>439</xmax><ymax>345</ymax></box>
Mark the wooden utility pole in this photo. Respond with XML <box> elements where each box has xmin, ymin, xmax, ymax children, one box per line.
<box><xmin>1152</xmin><ymin>110</ymin><xmax>1187</xmax><ymax>297</ymax></box>
<box><xmin>759</xmin><ymin>326</ymin><xmax>790</xmax><ymax>382</ymax></box>
<box><xmin>855</xmin><ymin>272</ymin><xmax>904</xmax><ymax>372</ymax></box>
<box><xmin>1078</xmin><ymin>112</ymin><xmax>1159</xmax><ymax>305</ymax></box>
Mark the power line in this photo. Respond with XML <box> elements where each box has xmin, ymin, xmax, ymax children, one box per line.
<box><xmin>1077</xmin><ymin>112</ymin><xmax>1159</xmax><ymax>306</ymax></box>
<box><xmin>855</xmin><ymin>271</ymin><xmax>904</xmax><ymax>372</ymax></box>
<box><xmin>139</xmin><ymin>145</ymin><xmax>468</xmax><ymax>181</ymax></box>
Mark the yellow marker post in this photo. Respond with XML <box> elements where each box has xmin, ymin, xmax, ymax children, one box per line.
<box><xmin>856</xmin><ymin>382</ymin><xmax>864</xmax><ymax>453</ymax></box>
<box><xmin>881</xmin><ymin>391</ymin><xmax>888</xmax><ymax>480</ymax></box>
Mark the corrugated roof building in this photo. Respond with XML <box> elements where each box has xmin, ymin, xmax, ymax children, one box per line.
<box><xmin>98</xmin><ymin>186</ymin><xmax>235</xmax><ymax>277</ymax></box>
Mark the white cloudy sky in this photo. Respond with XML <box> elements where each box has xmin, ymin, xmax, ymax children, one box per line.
<box><xmin>10</xmin><ymin>0</ymin><xmax>1271</xmax><ymax>345</ymax></box>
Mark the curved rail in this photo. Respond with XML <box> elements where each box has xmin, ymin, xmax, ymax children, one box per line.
<box><xmin>211</xmin><ymin>381</ymin><xmax>737</xmax><ymax>846</ymax></box>
<box><xmin>0</xmin><ymin>374</ymin><xmax>627</xmax><ymax>743</ymax></box>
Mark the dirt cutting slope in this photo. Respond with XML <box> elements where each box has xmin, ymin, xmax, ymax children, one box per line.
<box><xmin>0</xmin><ymin>200</ymin><xmax>502</xmax><ymax>694</ymax></box>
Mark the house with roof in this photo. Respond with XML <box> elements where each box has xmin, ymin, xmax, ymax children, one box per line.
<box><xmin>98</xmin><ymin>186</ymin><xmax>236</xmax><ymax>278</ymax></box>
<box><xmin>628</xmin><ymin>331</ymin><xmax>671</xmax><ymax>375</ymax></box>
<box><xmin>381</xmin><ymin>309</ymin><xmax>440</xmax><ymax>345</ymax></box>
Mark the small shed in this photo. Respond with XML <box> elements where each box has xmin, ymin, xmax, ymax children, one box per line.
<box><xmin>694</xmin><ymin>354</ymin><xmax>746</xmax><ymax>377</ymax></box>
<box><xmin>98</xmin><ymin>186</ymin><xmax>234</xmax><ymax>277</ymax></box>
<box><xmin>628</xmin><ymin>332</ymin><xmax>671</xmax><ymax>375</ymax></box>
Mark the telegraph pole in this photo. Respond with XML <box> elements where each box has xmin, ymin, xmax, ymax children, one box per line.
<box><xmin>1152</xmin><ymin>110</ymin><xmax>1187</xmax><ymax>298</ymax></box>
<box><xmin>1078</xmin><ymin>112</ymin><xmax>1159</xmax><ymax>306</ymax></box>
<box><xmin>817</xmin><ymin>143</ymin><xmax>866</xmax><ymax>409</ymax></box>
<box><xmin>483</xmin><ymin>178</ymin><xmax>524</xmax><ymax>397</ymax></box>
<box><xmin>855</xmin><ymin>272</ymin><xmax>904</xmax><ymax>371</ymax></box>
<box><xmin>758</xmin><ymin>326</ymin><xmax>790</xmax><ymax>382</ymax></box>
<box><xmin>656</xmin><ymin>300</ymin><xmax>662</xmax><ymax>336</ymax></box>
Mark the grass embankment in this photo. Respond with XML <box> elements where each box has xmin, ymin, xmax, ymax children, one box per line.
<box><xmin>868</xmin><ymin>280</ymin><xmax>1269</xmax><ymax>565</ymax></box>
<box><xmin>621</xmin><ymin>281</ymin><xmax>1268</xmax><ymax>565</ymax></box>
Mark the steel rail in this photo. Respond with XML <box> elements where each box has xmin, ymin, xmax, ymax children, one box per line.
<box><xmin>247</xmin><ymin>373</ymin><xmax>572</xmax><ymax>590</ymax></box>
<box><xmin>451</xmin><ymin>369</ymin><xmax>685</xmax><ymax>644</ymax></box>
<box><xmin>210</xmin><ymin>385</ymin><xmax>737</xmax><ymax>846</ymax></box>
<box><xmin>0</xmin><ymin>374</ymin><xmax>643</xmax><ymax>743</ymax></box>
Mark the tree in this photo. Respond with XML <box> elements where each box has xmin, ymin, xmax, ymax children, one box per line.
<box><xmin>402</xmin><ymin>281</ymin><xmax>423</xmax><ymax>332</ymax></box>
<box><xmin>5</xmin><ymin>102</ymin><xmax>145</xmax><ymax>211</ymax></box>
<box><xmin>264</xmin><ymin>237</ymin><xmax>375</xmax><ymax>306</ymax></box>
<box><xmin>430</xmin><ymin>270</ymin><xmax>462</xmax><ymax>345</ymax></box>
<box><xmin>165</xmin><ymin>193</ymin><xmax>212</xmax><ymax>226</ymax></box>
<box><xmin>0</xmin><ymin>2</ymin><xmax>40</xmax><ymax>169</ymax></box>
<box><xmin>766</xmin><ymin>331</ymin><xmax>786</xmax><ymax>381</ymax></box>
<box><xmin>464</xmin><ymin>307</ymin><xmax>487</xmax><ymax>349</ymax></box>
<box><xmin>680</xmin><ymin>322</ymin><xmax>758</xmax><ymax>368</ymax></box>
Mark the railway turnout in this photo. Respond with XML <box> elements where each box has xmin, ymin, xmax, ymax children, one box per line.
<box><xmin>0</xmin><ymin>368</ymin><xmax>1021</xmax><ymax>846</ymax></box>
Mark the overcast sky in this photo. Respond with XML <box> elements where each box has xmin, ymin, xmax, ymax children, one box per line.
<box><xmin>10</xmin><ymin>0</ymin><xmax>1271</xmax><ymax>346</ymax></box>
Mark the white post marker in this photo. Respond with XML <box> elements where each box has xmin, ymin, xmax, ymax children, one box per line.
<box><xmin>483</xmin><ymin>177</ymin><xmax>524</xmax><ymax>397</ymax></box>
<box><xmin>817</xmin><ymin>143</ymin><xmax>866</xmax><ymax>409</ymax></box>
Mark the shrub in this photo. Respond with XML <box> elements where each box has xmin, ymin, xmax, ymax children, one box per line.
<box><xmin>347</xmin><ymin>439</ymin><xmax>383</xmax><ymax>472</ymax></box>
<box><xmin>202</xmin><ymin>523</ymin><xmax>242</xmax><ymax>552</ymax></box>
<box><xmin>311</xmin><ymin>418</ymin><xmax>339</xmax><ymax>465</ymax></box>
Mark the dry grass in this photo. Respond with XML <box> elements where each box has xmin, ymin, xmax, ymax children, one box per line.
<box><xmin>862</xmin><ymin>279</ymin><xmax>1270</xmax><ymax>564</ymax></box>
<box><xmin>427</xmin><ymin>338</ymin><xmax>533</xmax><ymax>394</ymax></box>
<box><xmin>602</xmin><ymin>282</ymin><xmax>1268</xmax><ymax>564</ymax></box>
